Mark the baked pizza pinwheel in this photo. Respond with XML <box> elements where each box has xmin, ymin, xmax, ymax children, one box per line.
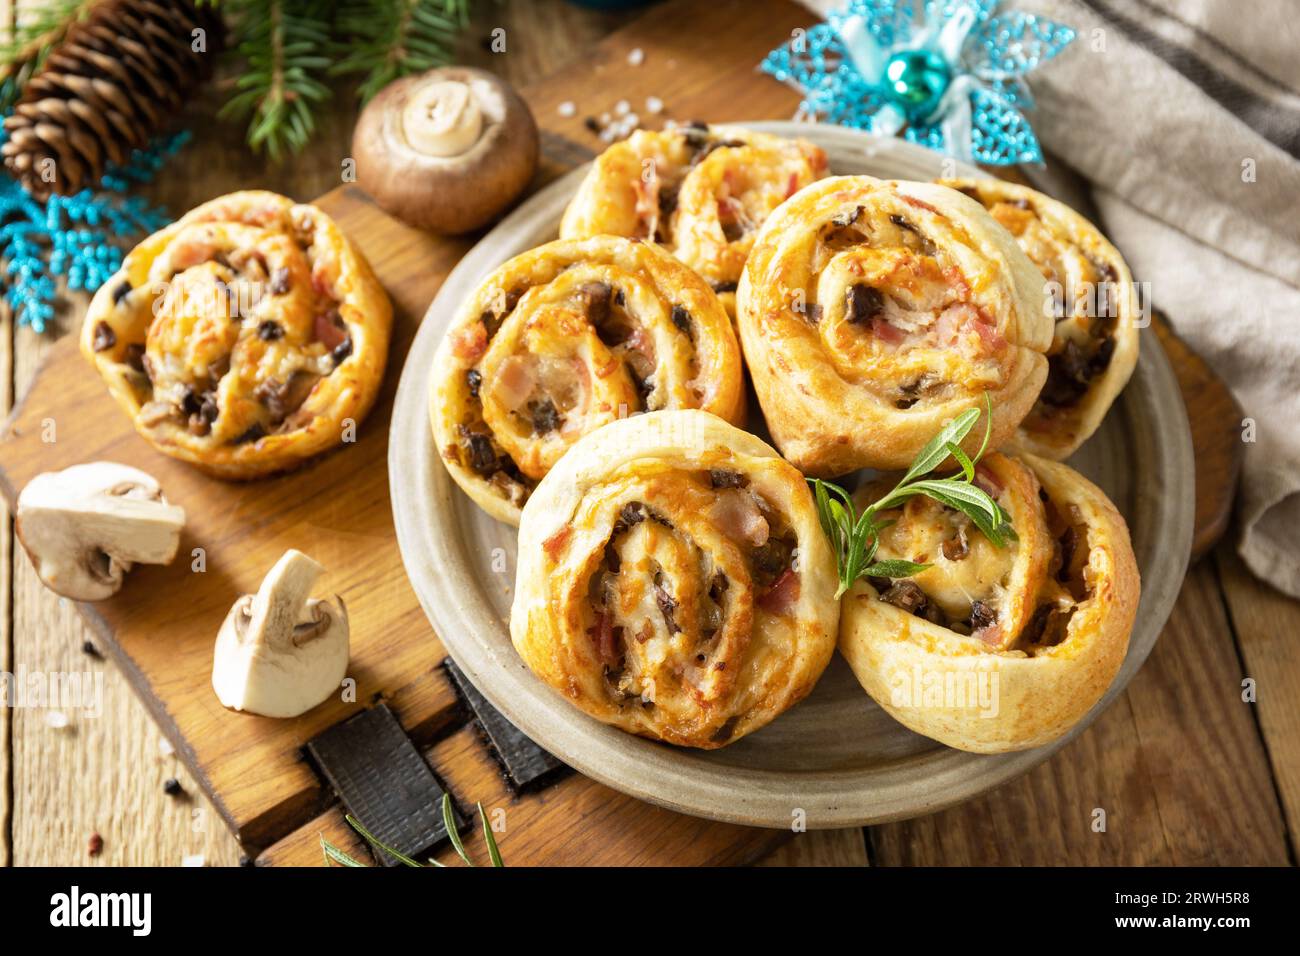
<box><xmin>737</xmin><ymin>175</ymin><xmax>1053</xmax><ymax>476</ymax></box>
<box><xmin>941</xmin><ymin>179</ymin><xmax>1140</xmax><ymax>459</ymax></box>
<box><xmin>839</xmin><ymin>452</ymin><xmax>1139</xmax><ymax>753</ymax></box>
<box><xmin>82</xmin><ymin>190</ymin><xmax>392</xmax><ymax>480</ymax></box>
<box><xmin>431</xmin><ymin>236</ymin><xmax>746</xmax><ymax>525</ymax></box>
<box><xmin>510</xmin><ymin>410</ymin><xmax>839</xmax><ymax>749</ymax></box>
<box><xmin>559</xmin><ymin>123</ymin><xmax>828</xmax><ymax>314</ymax></box>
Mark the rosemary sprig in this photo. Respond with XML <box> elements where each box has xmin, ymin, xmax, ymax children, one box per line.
<box><xmin>810</xmin><ymin>395</ymin><xmax>1016</xmax><ymax>599</ymax></box>
<box><xmin>319</xmin><ymin>792</ymin><xmax>504</xmax><ymax>867</ymax></box>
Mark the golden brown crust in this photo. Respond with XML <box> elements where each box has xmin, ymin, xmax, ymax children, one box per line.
<box><xmin>838</xmin><ymin>452</ymin><xmax>1139</xmax><ymax>753</ymax></box>
<box><xmin>736</xmin><ymin>176</ymin><xmax>1053</xmax><ymax>476</ymax></box>
<box><xmin>939</xmin><ymin>179</ymin><xmax>1140</xmax><ymax>459</ymax></box>
<box><xmin>559</xmin><ymin>123</ymin><xmax>829</xmax><ymax>315</ymax></box>
<box><xmin>81</xmin><ymin>190</ymin><xmax>392</xmax><ymax>480</ymax></box>
<box><xmin>430</xmin><ymin>236</ymin><xmax>746</xmax><ymax>525</ymax></box>
<box><xmin>510</xmin><ymin>410</ymin><xmax>840</xmax><ymax>749</ymax></box>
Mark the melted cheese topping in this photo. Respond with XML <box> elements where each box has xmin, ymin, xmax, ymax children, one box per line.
<box><xmin>433</xmin><ymin>236</ymin><xmax>745</xmax><ymax>518</ymax></box>
<box><xmin>556</xmin><ymin>460</ymin><xmax>805</xmax><ymax>742</ymax></box>
<box><xmin>82</xmin><ymin>192</ymin><xmax>390</xmax><ymax>479</ymax></box>
<box><xmin>560</xmin><ymin>124</ymin><xmax>828</xmax><ymax>302</ymax></box>
<box><xmin>866</xmin><ymin>454</ymin><xmax>1088</xmax><ymax>655</ymax></box>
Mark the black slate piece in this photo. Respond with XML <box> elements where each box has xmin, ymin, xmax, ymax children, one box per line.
<box><xmin>444</xmin><ymin>658</ymin><xmax>567</xmax><ymax>791</ymax></box>
<box><xmin>306</xmin><ymin>703</ymin><xmax>464</xmax><ymax>867</ymax></box>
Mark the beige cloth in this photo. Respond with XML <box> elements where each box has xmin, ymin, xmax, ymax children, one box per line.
<box><xmin>800</xmin><ymin>0</ymin><xmax>1300</xmax><ymax>597</ymax></box>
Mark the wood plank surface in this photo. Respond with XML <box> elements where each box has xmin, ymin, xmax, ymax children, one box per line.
<box><xmin>869</xmin><ymin>561</ymin><xmax>1291</xmax><ymax>865</ymax></box>
<box><xmin>1</xmin><ymin>0</ymin><xmax>637</xmax><ymax>868</ymax></box>
<box><xmin>1215</xmin><ymin>545</ymin><xmax>1300</xmax><ymax>861</ymax></box>
<box><xmin>1</xmin><ymin>0</ymin><xmax>1292</xmax><ymax>869</ymax></box>
<box><xmin>263</xmin><ymin>722</ymin><xmax>789</xmax><ymax>867</ymax></box>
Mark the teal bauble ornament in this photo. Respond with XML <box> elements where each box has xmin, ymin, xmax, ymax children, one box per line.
<box><xmin>883</xmin><ymin>49</ymin><xmax>951</xmax><ymax>120</ymax></box>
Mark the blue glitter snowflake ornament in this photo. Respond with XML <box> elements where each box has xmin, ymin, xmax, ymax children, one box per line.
<box><xmin>763</xmin><ymin>0</ymin><xmax>1074</xmax><ymax>165</ymax></box>
<box><xmin>0</xmin><ymin>129</ymin><xmax>188</xmax><ymax>332</ymax></box>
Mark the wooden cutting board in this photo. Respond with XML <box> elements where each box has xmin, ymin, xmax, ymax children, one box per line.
<box><xmin>0</xmin><ymin>0</ymin><xmax>1242</xmax><ymax>865</ymax></box>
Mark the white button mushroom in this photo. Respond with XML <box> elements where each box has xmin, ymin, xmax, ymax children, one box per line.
<box><xmin>212</xmin><ymin>549</ymin><xmax>349</xmax><ymax>719</ymax></box>
<box><xmin>15</xmin><ymin>462</ymin><xmax>186</xmax><ymax>601</ymax></box>
<box><xmin>351</xmin><ymin>66</ymin><xmax>539</xmax><ymax>235</ymax></box>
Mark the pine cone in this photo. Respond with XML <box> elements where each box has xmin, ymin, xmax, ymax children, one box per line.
<box><xmin>2</xmin><ymin>0</ymin><xmax>223</xmax><ymax>200</ymax></box>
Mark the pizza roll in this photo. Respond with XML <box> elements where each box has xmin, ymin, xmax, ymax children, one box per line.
<box><xmin>82</xmin><ymin>190</ymin><xmax>392</xmax><ymax>480</ymax></box>
<box><xmin>839</xmin><ymin>452</ymin><xmax>1139</xmax><ymax>753</ymax></box>
<box><xmin>737</xmin><ymin>175</ymin><xmax>1053</xmax><ymax>476</ymax></box>
<box><xmin>559</xmin><ymin>122</ymin><xmax>828</xmax><ymax>315</ymax></box>
<box><xmin>430</xmin><ymin>236</ymin><xmax>745</xmax><ymax>525</ymax></box>
<box><xmin>941</xmin><ymin>178</ymin><xmax>1140</xmax><ymax>459</ymax></box>
<box><xmin>511</xmin><ymin>409</ymin><xmax>839</xmax><ymax>749</ymax></box>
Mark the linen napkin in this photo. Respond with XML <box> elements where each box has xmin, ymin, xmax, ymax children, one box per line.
<box><xmin>799</xmin><ymin>0</ymin><xmax>1300</xmax><ymax>597</ymax></box>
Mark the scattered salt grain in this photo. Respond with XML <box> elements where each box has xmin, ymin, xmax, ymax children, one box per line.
<box><xmin>158</xmin><ymin>736</ymin><xmax>175</xmax><ymax>757</ymax></box>
<box><xmin>614</xmin><ymin>99</ymin><xmax>631</xmax><ymax>117</ymax></box>
<box><xmin>627</xmin><ymin>47</ymin><xmax>645</xmax><ymax>66</ymax></box>
<box><xmin>46</xmin><ymin>710</ymin><xmax>69</xmax><ymax>729</ymax></box>
<box><xmin>557</xmin><ymin>100</ymin><xmax>576</xmax><ymax>117</ymax></box>
<box><xmin>182</xmin><ymin>853</ymin><xmax>206</xmax><ymax>867</ymax></box>
<box><xmin>645</xmin><ymin>96</ymin><xmax>664</xmax><ymax>115</ymax></box>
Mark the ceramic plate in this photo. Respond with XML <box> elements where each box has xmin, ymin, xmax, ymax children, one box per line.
<box><xmin>389</xmin><ymin>123</ymin><xmax>1194</xmax><ymax>828</ymax></box>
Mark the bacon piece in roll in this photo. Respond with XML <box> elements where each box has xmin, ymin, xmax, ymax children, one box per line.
<box><xmin>839</xmin><ymin>452</ymin><xmax>1139</xmax><ymax>753</ymax></box>
<box><xmin>737</xmin><ymin>175</ymin><xmax>1052</xmax><ymax>476</ymax></box>
<box><xmin>510</xmin><ymin>409</ymin><xmax>839</xmax><ymax>749</ymax></box>
<box><xmin>430</xmin><ymin>236</ymin><xmax>745</xmax><ymax>525</ymax></box>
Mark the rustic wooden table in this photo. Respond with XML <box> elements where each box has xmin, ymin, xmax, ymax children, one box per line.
<box><xmin>1</xmin><ymin>0</ymin><xmax>1296</xmax><ymax>867</ymax></box>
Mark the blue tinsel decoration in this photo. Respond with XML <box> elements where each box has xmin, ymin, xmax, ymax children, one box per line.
<box><xmin>762</xmin><ymin>0</ymin><xmax>1074</xmax><ymax>165</ymax></box>
<box><xmin>0</xmin><ymin>129</ymin><xmax>189</xmax><ymax>333</ymax></box>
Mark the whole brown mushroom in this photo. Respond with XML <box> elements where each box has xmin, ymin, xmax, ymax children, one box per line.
<box><xmin>353</xmin><ymin>66</ymin><xmax>539</xmax><ymax>235</ymax></box>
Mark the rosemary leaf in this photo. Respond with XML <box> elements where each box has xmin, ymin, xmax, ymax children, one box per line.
<box><xmin>479</xmin><ymin>802</ymin><xmax>504</xmax><ymax>868</ymax></box>
<box><xmin>861</xmin><ymin>558</ymin><xmax>931</xmax><ymax>578</ymax></box>
<box><xmin>345</xmin><ymin>813</ymin><xmax>425</xmax><ymax>867</ymax></box>
<box><xmin>442</xmin><ymin>793</ymin><xmax>474</xmax><ymax>866</ymax></box>
<box><xmin>320</xmin><ymin>836</ymin><xmax>366</xmax><ymax>867</ymax></box>
<box><xmin>808</xmin><ymin>393</ymin><xmax>1015</xmax><ymax>594</ymax></box>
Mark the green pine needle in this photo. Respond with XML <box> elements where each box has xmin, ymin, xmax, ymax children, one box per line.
<box><xmin>216</xmin><ymin>0</ymin><xmax>336</xmax><ymax>161</ymax></box>
<box><xmin>810</xmin><ymin>394</ymin><xmax>1016</xmax><ymax>598</ymax></box>
<box><xmin>215</xmin><ymin>0</ymin><xmax>473</xmax><ymax>157</ymax></box>
<box><xmin>331</xmin><ymin>0</ymin><xmax>470</xmax><ymax>103</ymax></box>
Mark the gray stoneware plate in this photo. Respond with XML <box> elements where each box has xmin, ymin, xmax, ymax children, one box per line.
<box><xmin>390</xmin><ymin>122</ymin><xmax>1194</xmax><ymax>828</ymax></box>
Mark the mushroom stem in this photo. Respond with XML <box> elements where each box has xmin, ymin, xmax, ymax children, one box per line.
<box><xmin>242</xmin><ymin>549</ymin><xmax>323</xmax><ymax>651</ymax></box>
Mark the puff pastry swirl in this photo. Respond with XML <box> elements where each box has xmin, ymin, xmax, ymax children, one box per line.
<box><xmin>941</xmin><ymin>179</ymin><xmax>1140</xmax><ymax>459</ymax></box>
<box><xmin>510</xmin><ymin>410</ymin><xmax>839</xmax><ymax>749</ymax></box>
<box><xmin>559</xmin><ymin>123</ymin><xmax>828</xmax><ymax>314</ymax></box>
<box><xmin>839</xmin><ymin>452</ymin><xmax>1139</xmax><ymax>753</ymax></box>
<box><xmin>81</xmin><ymin>190</ymin><xmax>392</xmax><ymax>479</ymax></box>
<box><xmin>737</xmin><ymin>175</ymin><xmax>1053</xmax><ymax>476</ymax></box>
<box><xmin>431</xmin><ymin>236</ymin><xmax>746</xmax><ymax>525</ymax></box>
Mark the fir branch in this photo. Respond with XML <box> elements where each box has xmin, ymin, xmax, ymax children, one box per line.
<box><xmin>0</xmin><ymin>0</ymin><xmax>96</xmax><ymax>111</ymax></box>
<box><xmin>331</xmin><ymin>0</ymin><xmax>470</xmax><ymax>103</ymax></box>
<box><xmin>217</xmin><ymin>0</ymin><xmax>334</xmax><ymax>161</ymax></box>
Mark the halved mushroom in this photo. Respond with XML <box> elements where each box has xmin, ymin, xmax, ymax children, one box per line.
<box><xmin>212</xmin><ymin>549</ymin><xmax>349</xmax><ymax>718</ymax></box>
<box><xmin>16</xmin><ymin>462</ymin><xmax>186</xmax><ymax>601</ymax></box>
<box><xmin>352</xmin><ymin>66</ymin><xmax>539</xmax><ymax>234</ymax></box>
